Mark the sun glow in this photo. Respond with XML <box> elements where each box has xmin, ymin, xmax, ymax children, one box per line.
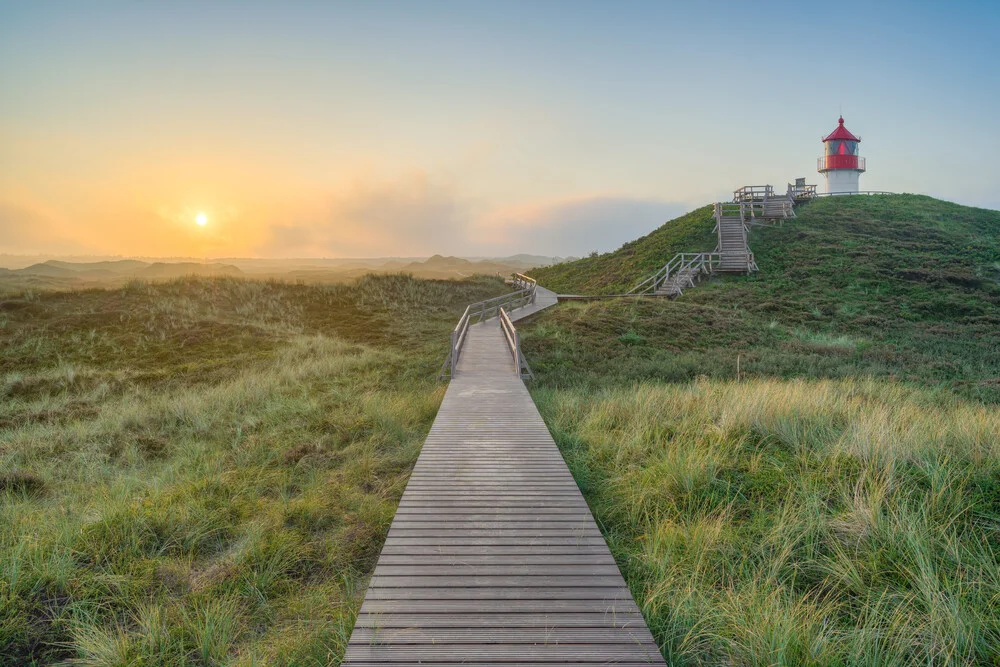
<box><xmin>195</xmin><ymin>212</ymin><xmax>208</xmax><ymax>226</ymax></box>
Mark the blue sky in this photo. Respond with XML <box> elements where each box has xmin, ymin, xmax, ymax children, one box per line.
<box><xmin>1</xmin><ymin>0</ymin><xmax>997</xmax><ymax>258</ymax></box>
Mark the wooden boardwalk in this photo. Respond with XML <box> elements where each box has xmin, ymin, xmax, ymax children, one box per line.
<box><xmin>343</xmin><ymin>287</ymin><xmax>665</xmax><ymax>665</ymax></box>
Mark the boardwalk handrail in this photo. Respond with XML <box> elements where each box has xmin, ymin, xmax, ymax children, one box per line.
<box><xmin>733</xmin><ymin>185</ymin><xmax>774</xmax><ymax>203</ymax></box>
<box><xmin>438</xmin><ymin>304</ymin><xmax>473</xmax><ymax>380</ymax></box>
<box><xmin>499</xmin><ymin>307</ymin><xmax>533</xmax><ymax>380</ymax></box>
<box><xmin>815</xmin><ymin>190</ymin><xmax>895</xmax><ymax>197</ymax></box>
<box><xmin>788</xmin><ymin>182</ymin><xmax>818</xmax><ymax>200</ymax></box>
<box><xmin>438</xmin><ymin>274</ymin><xmax>538</xmax><ymax>379</ymax></box>
<box><xmin>510</xmin><ymin>272</ymin><xmax>536</xmax><ymax>292</ymax></box>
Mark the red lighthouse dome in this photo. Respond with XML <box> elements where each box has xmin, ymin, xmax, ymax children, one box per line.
<box><xmin>819</xmin><ymin>116</ymin><xmax>865</xmax><ymax>172</ymax></box>
<box><xmin>818</xmin><ymin>116</ymin><xmax>865</xmax><ymax>194</ymax></box>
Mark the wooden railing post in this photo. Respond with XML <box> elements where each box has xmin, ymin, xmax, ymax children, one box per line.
<box><xmin>515</xmin><ymin>331</ymin><xmax>523</xmax><ymax>378</ymax></box>
<box><xmin>449</xmin><ymin>330</ymin><xmax>457</xmax><ymax>374</ymax></box>
<box><xmin>514</xmin><ymin>332</ymin><xmax>520</xmax><ymax>377</ymax></box>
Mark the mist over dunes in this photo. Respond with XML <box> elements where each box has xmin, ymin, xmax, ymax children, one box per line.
<box><xmin>0</xmin><ymin>253</ymin><xmax>573</xmax><ymax>291</ymax></box>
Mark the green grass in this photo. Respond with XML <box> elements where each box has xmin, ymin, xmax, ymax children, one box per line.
<box><xmin>523</xmin><ymin>195</ymin><xmax>1000</xmax><ymax>403</ymax></box>
<box><xmin>518</xmin><ymin>194</ymin><xmax>1000</xmax><ymax>664</ymax></box>
<box><xmin>0</xmin><ymin>273</ymin><xmax>506</xmax><ymax>666</ymax></box>
<box><xmin>533</xmin><ymin>379</ymin><xmax>1000</xmax><ymax>665</ymax></box>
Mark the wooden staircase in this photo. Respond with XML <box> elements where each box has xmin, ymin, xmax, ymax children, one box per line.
<box><xmin>714</xmin><ymin>202</ymin><xmax>757</xmax><ymax>272</ymax></box>
<box><xmin>654</xmin><ymin>254</ymin><xmax>711</xmax><ymax>295</ymax></box>
<box><xmin>759</xmin><ymin>195</ymin><xmax>796</xmax><ymax>221</ymax></box>
<box><xmin>626</xmin><ymin>252</ymin><xmax>719</xmax><ymax>296</ymax></box>
<box><xmin>628</xmin><ymin>181</ymin><xmax>815</xmax><ymax>297</ymax></box>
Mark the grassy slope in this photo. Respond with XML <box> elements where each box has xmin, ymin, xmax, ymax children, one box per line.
<box><xmin>519</xmin><ymin>195</ymin><xmax>1000</xmax><ymax>664</ymax></box>
<box><xmin>531</xmin><ymin>205</ymin><xmax>717</xmax><ymax>294</ymax></box>
<box><xmin>0</xmin><ymin>274</ymin><xmax>506</xmax><ymax>666</ymax></box>
<box><xmin>524</xmin><ymin>195</ymin><xmax>1000</xmax><ymax>403</ymax></box>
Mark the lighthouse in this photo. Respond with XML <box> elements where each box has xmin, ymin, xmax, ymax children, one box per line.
<box><xmin>818</xmin><ymin>116</ymin><xmax>865</xmax><ymax>194</ymax></box>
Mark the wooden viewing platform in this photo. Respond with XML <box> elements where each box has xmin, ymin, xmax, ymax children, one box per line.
<box><xmin>343</xmin><ymin>286</ymin><xmax>666</xmax><ymax>665</ymax></box>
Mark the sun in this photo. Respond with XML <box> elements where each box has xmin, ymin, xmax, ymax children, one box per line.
<box><xmin>195</xmin><ymin>212</ymin><xmax>208</xmax><ymax>226</ymax></box>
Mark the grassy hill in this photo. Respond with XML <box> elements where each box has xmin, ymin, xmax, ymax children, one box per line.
<box><xmin>519</xmin><ymin>194</ymin><xmax>1000</xmax><ymax>664</ymax></box>
<box><xmin>525</xmin><ymin>195</ymin><xmax>1000</xmax><ymax>403</ymax></box>
<box><xmin>0</xmin><ymin>274</ymin><xmax>506</xmax><ymax>665</ymax></box>
<box><xmin>532</xmin><ymin>195</ymin><xmax>999</xmax><ymax>297</ymax></box>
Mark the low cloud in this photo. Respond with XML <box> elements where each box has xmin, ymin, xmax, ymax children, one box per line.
<box><xmin>2</xmin><ymin>180</ymin><xmax>693</xmax><ymax>260</ymax></box>
<box><xmin>478</xmin><ymin>196</ymin><xmax>688</xmax><ymax>256</ymax></box>
<box><xmin>0</xmin><ymin>202</ymin><xmax>94</xmax><ymax>255</ymax></box>
<box><xmin>260</xmin><ymin>187</ymin><xmax>690</xmax><ymax>258</ymax></box>
<box><xmin>260</xmin><ymin>174</ymin><xmax>470</xmax><ymax>257</ymax></box>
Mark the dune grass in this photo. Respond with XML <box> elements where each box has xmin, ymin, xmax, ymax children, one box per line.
<box><xmin>0</xmin><ymin>273</ymin><xmax>505</xmax><ymax>666</ymax></box>
<box><xmin>522</xmin><ymin>195</ymin><xmax>1000</xmax><ymax>663</ymax></box>
<box><xmin>534</xmin><ymin>378</ymin><xmax>1000</xmax><ymax>665</ymax></box>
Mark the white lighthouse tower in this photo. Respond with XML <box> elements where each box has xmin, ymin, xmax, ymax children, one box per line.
<box><xmin>818</xmin><ymin>116</ymin><xmax>865</xmax><ymax>194</ymax></box>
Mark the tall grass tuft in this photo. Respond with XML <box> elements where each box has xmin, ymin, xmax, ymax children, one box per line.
<box><xmin>534</xmin><ymin>377</ymin><xmax>1000</xmax><ymax>665</ymax></box>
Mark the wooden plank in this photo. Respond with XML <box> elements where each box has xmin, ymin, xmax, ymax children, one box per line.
<box><xmin>393</xmin><ymin>506</ymin><xmax>588</xmax><ymax>513</ymax></box>
<box><xmin>388</xmin><ymin>521</ymin><xmax>599</xmax><ymax>529</ymax></box>
<box><xmin>353</xmin><ymin>612</ymin><xmax>647</xmax><ymax>628</ymax></box>
<box><xmin>377</xmin><ymin>545</ymin><xmax>614</xmax><ymax>556</ymax></box>
<box><xmin>348</xmin><ymin>627</ymin><xmax>657</xmax><ymax>645</ymax></box>
<box><xmin>369</xmin><ymin>575</ymin><xmax>627</xmax><ymax>588</ymax></box>
<box><xmin>375</xmin><ymin>554</ymin><xmax>617</xmax><ymax>565</ymax></box>
<box><xmin>373</xmin><ymin>564</ymin><xmax>623</xmax><ymax>576</ymax></box>
<box><xmin>362</xmin><ymin>587</ymin><xmax>633</xmax><ymax>602</ymax></box>
<box><xmin>391</xmin><ymin>513</ymin><xmax>594</xmax><ymax>520</ymax></box>
<box><xmin>343</xmin><ymin>644</ymin><xmax>663</xmax><ymax>661</ymax></box>
<box><xmin>360</xmin><ymin>599</ymin><xmax>642</xmax><ymax>614</ymax></box>
<box><xmin>344</xmin><ymin>663</ymin><xmax>659</xmax><ymax>667</ymax></box>
<box><xmin>381</xmin><ymin>537</ymin><xmax>611</xmax><ymax>546</ymax></box>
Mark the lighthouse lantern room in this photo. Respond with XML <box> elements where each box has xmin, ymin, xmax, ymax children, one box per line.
<box><xmin>818</xmin><ymin>116</ymin><xmax>865</xmax><ymax>194</ymax></box>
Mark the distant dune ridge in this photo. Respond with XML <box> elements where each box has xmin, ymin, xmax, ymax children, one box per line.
<box><xmin>0</xmin><ymin>254</ymin><xmax>574</xmax><ymax>290</ymax></box>
<box><xmin>0</xmin><ymin>259</ymin><xmax>243</xmax><ymax>289</ymax></box>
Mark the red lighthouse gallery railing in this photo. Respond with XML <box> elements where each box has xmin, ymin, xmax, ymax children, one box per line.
<box><xmin>818</xmin><ymin>155</ymin><xmax>866</xmax><ymax>172</ymax></box>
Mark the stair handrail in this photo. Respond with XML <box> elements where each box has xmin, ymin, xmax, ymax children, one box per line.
<box><xmin>676</xmin><ymin>253</ymin><xmax>702</xmax><ymax>294</ymax></box>
<box><xmin>814</xmin><ymin>190</ymin><xmax>895</xmax><ymax>197</ymax></box>
<box><xmin>626</xmin><ymin>252</ymin><xmax>721</xmax><ymax>296</ymax></box>
<box><xmin>626</xmin><ymin>253</ymin><xmax>684</xmax><ymax>295</ymax></box>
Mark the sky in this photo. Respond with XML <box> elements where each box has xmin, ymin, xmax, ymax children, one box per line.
<box><xmin>2</xmin><ymin>0</ymin><xmax>998</xmax><ymax>259</ymax></box>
